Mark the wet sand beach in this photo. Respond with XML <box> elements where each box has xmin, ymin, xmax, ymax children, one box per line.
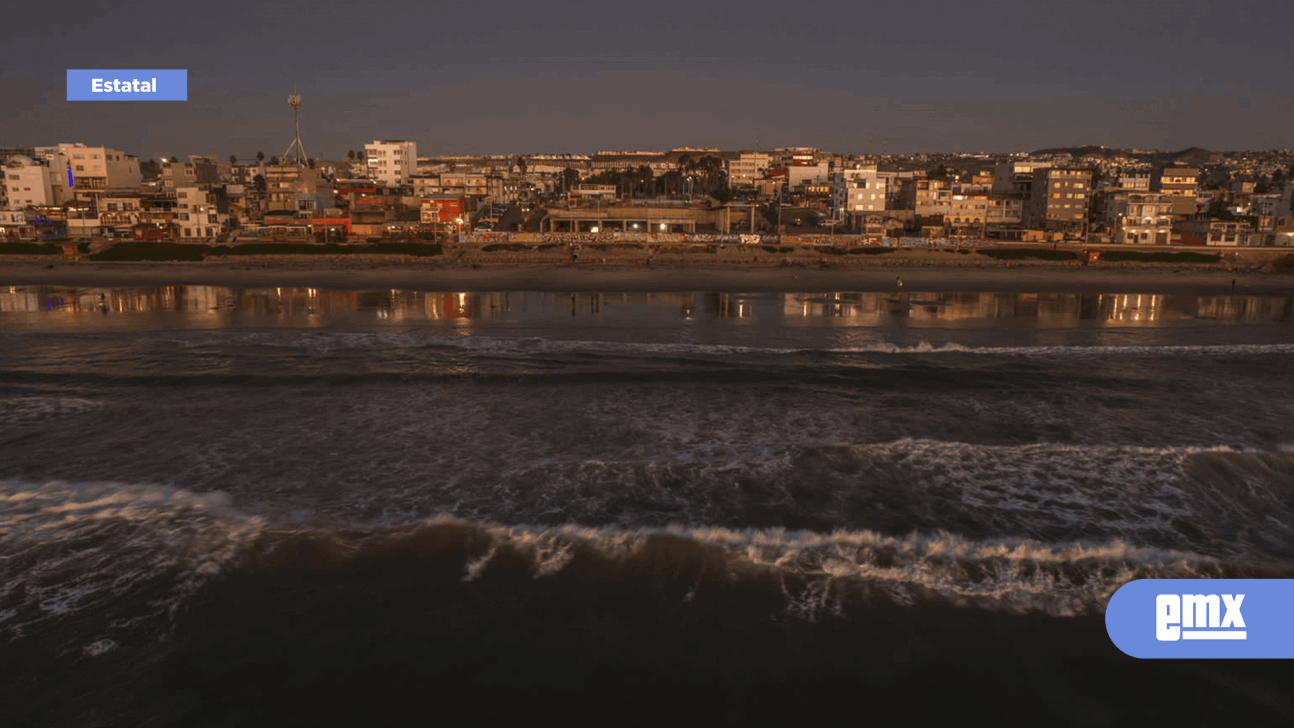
<box><xmin>2</xmin><ymin>259</ymin><xmax>1291</xmax><ymax>296</ymax></box>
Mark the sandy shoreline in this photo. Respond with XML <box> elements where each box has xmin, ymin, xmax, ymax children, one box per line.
<box><xmin>2</xmin><ymin>259</ymin><xmax>1292</xmax><ymax>295</ymax></box>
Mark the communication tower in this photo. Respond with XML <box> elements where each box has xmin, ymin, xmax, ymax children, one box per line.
<box><xmin>282</xmin><ymin>92</ymin><xmax>308</xmax><ymax>168</ymax></box>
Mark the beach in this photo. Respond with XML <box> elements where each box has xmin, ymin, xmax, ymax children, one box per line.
<box><xmin>3</xmin><ymin>257</ymin><xmax>1291</xmax><ymax>296</ymax></box>
<box><xmin>4</xmin><ymin>265</ymin><xmax>1294</xmax><ymax>726</ymax></box>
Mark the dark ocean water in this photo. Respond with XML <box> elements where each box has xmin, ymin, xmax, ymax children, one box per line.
<box><xmin>2</xmin><ymin>285</ymin><xmax>1293</xmax><ymax>726</ymax></box>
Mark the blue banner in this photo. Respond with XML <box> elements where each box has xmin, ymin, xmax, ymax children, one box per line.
<box><xmin>66</xmin><ymin>69</ymin><xmax>187</xmax><ymax>101</ymax></box>
<box><xmin>1106</xmin><ymin>579</ymin><xmax>1294</xmax><ymax>658</ymax></box>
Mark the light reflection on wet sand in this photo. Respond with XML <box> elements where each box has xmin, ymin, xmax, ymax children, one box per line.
<box><xmin>1</xmin><ymin>285</ymin><xmax>1292</xmax><ymax>331</ymax></box>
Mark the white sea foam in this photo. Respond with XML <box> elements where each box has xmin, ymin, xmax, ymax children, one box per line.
<box><xmin>0</xmin><ymin>480</ymin><xmax>265</xmax><ymax>651</ymax></box>
<box><xmin>0</xmin><ymin>396</ymin><xmax>105</xmax><ymax>426</ymax></box>
<box><xmin>441</xmin><ymin>517</ymin><xmax>1223</xmax><ymax>618</ymax></box>
<box><xmin>82</xmin><ymin>638</ymin><xmax>117</xmax><ymax>657</ymax></box>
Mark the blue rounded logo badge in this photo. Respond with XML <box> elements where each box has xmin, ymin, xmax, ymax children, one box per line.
<box><xmin>1106</xmin><ymin>579</ymin><xmax>1293</xmax><ymax>659</ymax></box>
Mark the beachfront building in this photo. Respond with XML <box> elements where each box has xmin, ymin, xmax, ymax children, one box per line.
<box><xmin>176</xmin><ymin>187</ymin><xmax>226</xmax><ymax>241</ymax></box>
<box><xmin>419</xmin><ymin>195</ymin><xmax>467</xmax><ymax>234</ymax></box>
<box><xmin>1</xmin><ymin>156</ymin><xmax>70</xmax><ymax>208</ymax></box>
<box><xmin>832</xmin><ymin>166</ymin><xmax>887</xmax><ymax>233</ymax></box>
<box><xmin>1105</xmin><ymin>191</ymin><xmax>1174</xmax><ymax>245</ymax></box>
<box><xmin>1175</xmin><ymin>219</ymin><xmax>1252</xmax><ymax>246</ymax></box>
<box><xmin>833</xmin><ymin>166</ymin><xmax>887</xmax><ymax>212</ymax></box>
<box><xmin>439</xmin><ymin>171</ymin><xmax>488</xmax><ymax>199</ymax></box>
<box><xmin>36</xmin><ymin>143</ymin><xmax>140</xmax><ymax>202</ymax></box>
<box><xmin>986</xmin><ymin>194</ymin><xmax>1025</xmax><ymax>227</ymax></box>
<box><xmin>95</xmin><ymin>194</ymin><xmax>144</xmax><ymax>237</ymax></box>
<box><xmin>913</xmin><ymin>178</ymin><xmax>989</xmax><ymax>234</ymax></box>
<box><xmin>0</xmin><ymin>209</ymin><xmax>31</xmax><ymax>240</ymax></box>
<box><xmin>727</xmin><ymin>153</ymin><xmax>771</xmax><ymax>189</ymax></box>
<box><xmin>541</xmin><ymin>200</ymin><xmax>734</xmax><ymax>234</ymax></box>
<box><xmin>1151</xmin><ymin>166</ymin><xmax>1200</xmax><ymax>217</ymax></box>
<box><xmin>365</xmin><ymin>140</ymin><xmax>417</xmax><ymax>186</ymax></box>
<box><xmin>264</xmin><ymin>164</ymin><xmax>332</xmax><ymax>217</ymax></box>
<box><xmin>1023</xmin><ymin>167</ymin><xmax>1092</xmax><ymax>235</ymax></box>
<box><xmin>992</xmin><ymin>160</ymin><xmax>1052</xmax><ymax>196</ymax></box>
<box><xmin>161</xmin><ymin>156</ymin><xmax>219</xmax><ymax>191</ymax></box>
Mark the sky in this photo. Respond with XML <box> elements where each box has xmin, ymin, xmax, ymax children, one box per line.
<box><xmin>3</xmin><ymin>0</ymin><xmax>1292</xmax><ymax>160</ymax></box>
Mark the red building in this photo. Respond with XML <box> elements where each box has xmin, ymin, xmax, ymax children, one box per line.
<box><xmin>310</xmin><ymin>216</ymin><xmax>352</xmax><ymax>238</ymax></box>
<box><xmin>420</xmin><ymin>195</ymin><xmax>467</xmax><ymax>229</ymax></box>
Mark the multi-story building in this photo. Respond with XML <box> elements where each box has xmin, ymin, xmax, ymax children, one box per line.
<box><xmin>264</xmin><ymin>165</ymin><xmax>332</xmax><ymax>216</ymax></box>
<box><xmin>1175</xmin><ymin>220</ymin><xmax>1252</xmax><ymax>246</ymax></box>
<box><xmin>440</xmin><ymin>171</ymin><xmax>488</xmax><ymax>198</ymax></box>
<box><xmin>1117</xmin><ymin>172</ymin><xmax>1152</xmax><ymax>190</ymax></box>
<box><xmin>175</xmin><ymin>187</ymin><xmax>226</xmax><ymax>240</ymax></box>
<box><xmin>36</xmin><ymin>143</ymin><xmax>140</xmax><ymax>201</ymax></box>
<box><xmin>419</xmin><ymin>195</ymin><xmax>467</xmax><ymax>232</ymax></box>
<box><xmin>1024</xmin><ymin>168</ymin><xmax>1092</xmax><ymax>233</ymax></box>
<box><xmin>986</xmin><ymin>194</ymin><xmax>1025</xmax><ymax>227</ymax></box>
<box><xmin>772</xmin><ymin>147</ymin><xmax>818</xmax><ymax>168</ymax></box>
<box><xmin>992</xmin><ymin>161</ymin><xmax>1051</xmax><ymax>196</ymax></box>
<box><xmin>365</xmin><ymin>140</ymin><xmax>418</xmax><ymax>186</ymax></box>
<box><xmin>1151</xmin><ymin>166</ymin><xmax>1200</xmax><ymax>217</ymax></box>
<box><xmin>914</xmin><ymin>178</ymin><xmax>949</xmax><ymax>219</ymax></box>
<box><xmin>97</xmin><ymin>194</ymin><xmax>144</xmax><ymax>236</ymax></box>
<box><xmin>914</xmin><ymin>178</ymin><xmax>988</xmax><ymax>232</ymax></box>
<box><xmin>1251</xmin><ymin>193</ymin><xmax>1286</xmax><ymax>217</ymax></box>
<box><xmin>1105</xmin><ymin>191</ymin><xmax>1174</xmax><ymax>245</ymax></box>
<box><xmin>727</xmin><ymin>153</ymin><xmax>771</xmax><ymax>189</ymax></box>
<box><xmin>2</xmin><ymin>156</ymin><xmax>68</xmax><ymax>208</ymax></box>
<box><xmin>833</xmin><ymin>168</ymin><xmax>885</xmax><ymax>219</ymax></box>
<box><xmin>786</xmin><ymin>161</ymin><xmax>830</xmax><ymax>190</ymax></box>
<box><xmin>409</xmin><ymin>175</ymin><xmax>442</xmax><ymax>198</ymax></box>
<box><xmin>161</xmin><ymin>155</ymin><xmax>219</xmax><ymax>190</ymax></box>
<box><xmin>0</xmin><ymin>209</ymin><xmax>30</xmax><ymax>240</ymax></box>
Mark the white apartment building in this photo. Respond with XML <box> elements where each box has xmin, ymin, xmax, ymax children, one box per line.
<box><xmin>1105</xmin><ymin>191</ymin><xmax>1173</xmax><ymax>245</ymax></box>
<box><xmin>365</xmin><ymin>140</ymin><xmax>418</xmax><ymax>185</ymax></box>
<box><xmin>727</xmin><ymin>153</ymin><xmax>770</xmax><ymax>188</ymax></box>
<box><xmin>35</xmin><ymin>143</ymin><xmax>140</xmax><ymax>199</ymax></box>
<box><xmin>833</xmin><ymin>166</ymin><xmax>887</xmax><ymax>215</ymax></box>
<box><xmin>176</xmin><ymin>186</ymin><xmax>226</xmax><ymax>240</ymax></box>
<box><xmin>2</xmin><ymin>156</ymin><xmax>68</xmax><ymax>208</ymax></box>
<box><xmin>787</xmin><ymin>161</ymin><xmax>831</xmax><ymax>189</ymax></box>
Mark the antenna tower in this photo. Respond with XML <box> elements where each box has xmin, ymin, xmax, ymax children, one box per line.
<box><xmin>282</xmin><ymin>92</ymin><xmax>308</xmax><ymax>167</ymax></box>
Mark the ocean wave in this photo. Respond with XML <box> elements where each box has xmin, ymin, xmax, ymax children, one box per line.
<box><xmin>239</xmin><ymin>517</ymin><xmax>1272</xmax><ymax>621</ymax></box>
<box><xmin>0</xmin><ymin>480</ymin><xmax>265</xmax><ymax>653</ymax></box>
<box><xmin>0</xmin><ymin>396</ymin><xmax>105</xmax><ymax>426</ymax></box>
<box><xmin>13</xmin><ymin>329</ymin><xmax>1294</xmax><ymax>359</ymax></box>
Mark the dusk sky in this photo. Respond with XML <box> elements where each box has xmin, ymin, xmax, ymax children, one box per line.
<box><xmin>4</xmin><ymin>0</ymin><xmax>1291</xmax><ymax>159</ymax></box>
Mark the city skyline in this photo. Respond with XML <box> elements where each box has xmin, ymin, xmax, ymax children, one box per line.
<box><xmin>4</xmin><ymin>1</ymin><xmax>1292</xmax><ymax>159</ymax></box>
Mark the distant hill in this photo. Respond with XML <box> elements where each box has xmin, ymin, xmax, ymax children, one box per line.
<box><xmin>1029</xmin><ymin>145</ymin><xmax>1223</xmax><ymax>167</ymax></box>
<box><xmin>1163</xmin><ymin>147</ymin><xmax>1221</xmax><ymax>166</ymax></box>
<box><xmin>1030</xmin><ymin>145</ymin><xmax>1123</xmax><ymax>159</ymax></box>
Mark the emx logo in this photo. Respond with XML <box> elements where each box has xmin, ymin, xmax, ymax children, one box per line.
<box><xmin>1107</xmin><ymin>579</ymin><xmax>1292</xmax><ymax>659</ymax></box>
<box><xmin>1156</xmin><ymin>593</ymin><xmax>1245</xmax><ymax>641</ymax></box>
